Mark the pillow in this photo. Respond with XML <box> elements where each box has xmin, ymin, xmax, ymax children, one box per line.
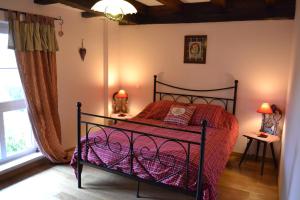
<box><xmin>189</xmin><ymin>104</ymin><xmax>224</xmax><ymax>128</ymax></box>
<box><xmin>145</xmin><ymin>100</ymin><xmax>176</xmax><ymax>120</ymax></box>
<box><xmin>164</xmin><ymin>105</ymin><xmax>196</xmax><ymax>126</ymax></box>
<box><xmin>217</xmin><ymin>111</ymin><xmax>236</xmax><ymax>130</ymax></box>
<box><xmin>136</xmin><ymin>102</ymin><xmax>156</xmax><ymax>118</ymax></box>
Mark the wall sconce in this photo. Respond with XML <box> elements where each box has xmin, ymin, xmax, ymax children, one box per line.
<box><xmin>112</xmin><ymin>89</ymin><xmax>128</xmax><ymax>114</ymax></box>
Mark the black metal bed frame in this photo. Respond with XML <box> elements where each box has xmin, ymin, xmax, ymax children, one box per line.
<box><xmin>76</xmin><ymin>75</ymin><xmax>238</xmax><ymax>200</ymax></box>
<box><xmin>153</xmin><ymin>75</ymin><xmax>238</xmax><ymax>115</ymax></box>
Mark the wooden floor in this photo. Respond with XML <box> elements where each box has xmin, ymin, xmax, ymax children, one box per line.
<box><xmin>0</xmin><ymin>154</ymin><xmax>278</xmax><ymax>200</ymax></box>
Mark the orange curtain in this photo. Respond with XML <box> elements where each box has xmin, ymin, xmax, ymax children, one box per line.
<box><xmin>8</xmin><ymin>13</ymin><xmax>69</xmax><ymax>163</ymax></box>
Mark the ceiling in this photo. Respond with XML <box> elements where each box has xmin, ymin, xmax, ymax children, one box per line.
<box><xmin>34</xmin><ymin>0</ymin><xmax>296</xmax><ymax>25</ymax></box>
<box><xmin>135</xmin><ymin>0</ymin><xmax>163</xmax><ymax>6</ymax></box>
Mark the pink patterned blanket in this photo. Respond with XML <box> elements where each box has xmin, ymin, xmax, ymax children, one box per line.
<box><xmin>71</xmin><ymin>114</ymin><xmax>238</xmax><ymax>200</ymax></box>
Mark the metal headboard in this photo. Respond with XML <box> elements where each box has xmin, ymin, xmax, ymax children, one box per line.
<box><xmin>153</xmin><ymin>75</ymin><xmax>239</xmax><ymax>115</ymax></box>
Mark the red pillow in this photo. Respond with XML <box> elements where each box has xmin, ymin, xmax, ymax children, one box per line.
<box><xmin>136</xmin><ymin>102</ymin><xmax>156</xmax><ymax>118</ymax></box>
<box><xmin>145</xmin><ymin>100</ymin><xmax>176</xmax><ymax>120</ymax></box>
<box><xmin>217</xmin><ymin>111</ymin><xmax>236</xmax><ymax>130</ymax></box>
<box><xmin>189</xmin><ymin>104</ymin><xmax>224</xmax><ymax>128</ymax></box>
<box><xmin>164</xmin><ymin>105</ymin><xmax>196</xmax><ymax>126</ymax></box>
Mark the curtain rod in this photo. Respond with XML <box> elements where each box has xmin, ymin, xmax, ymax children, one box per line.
<box><xmin>0</xmin><ymin>7</ymin><xmax>62</xmax><ymax>21</ymax></box>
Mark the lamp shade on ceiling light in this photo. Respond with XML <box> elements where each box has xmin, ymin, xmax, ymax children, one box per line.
<box><xmin>257</xmin><ymin>102</ymin><xmax>273</xmax><ymax>114</ymax></box>
<box><xmin>116</xmin><ymin>89</ymin><xmax>128</xmax><ymax>98</ymax></box>
<box><xmin>91</xmin><ymin>0</ymin><xmax>137</xmax><ymax>21</ymax></box>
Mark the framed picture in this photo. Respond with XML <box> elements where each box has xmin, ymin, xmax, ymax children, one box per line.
<box><xmin>184</xmin><ymin>35</ymin><xmax>207</xmax><ymax>64</ymax></box>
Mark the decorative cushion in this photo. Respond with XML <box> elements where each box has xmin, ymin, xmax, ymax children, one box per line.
<box><xmin>140</xmin><ymin>100</ymin><xmax>225</xmax><ymax>128</ymax></box>
<box><xmin>189</xmin><ymin>104</ymin><xmax>224</xmax><ymax>128</ymax></box>
<box><xmin>164</xmin><ymin>105</ymin><xmax>196</xmax><ymax>126</ymax></box>
<box><xmin>145</xmin><ymin>100</ymin><xmax>177</xmax><ymax>120</ymax></box>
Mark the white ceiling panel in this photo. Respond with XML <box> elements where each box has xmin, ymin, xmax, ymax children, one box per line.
<box><xmin>135</xmin><ymin>0</ymin><xmax>163</xmax><ymax>6</ymax></box>
<box><xmin>181</xmin><ymin>0</ymin><xmax>210</xmax><ymax>3</ymax></box>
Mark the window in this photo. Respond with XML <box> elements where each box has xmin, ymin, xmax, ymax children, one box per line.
<box><xmin>0</xmin><ymin>22</ymin><xmax>37</xmax><ymax>164</ymax></box>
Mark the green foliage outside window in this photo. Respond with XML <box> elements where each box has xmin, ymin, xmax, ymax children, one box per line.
<box><xmin>6</xmin><ymin>136</ymin><xmax>26</xmax><ymax>155</ymax></box>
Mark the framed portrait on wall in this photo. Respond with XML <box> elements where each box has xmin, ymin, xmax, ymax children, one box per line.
<box><xmin>184</xmin><ymin>35</ymin><xmax>207</xmax><ymax>64</ymax></box>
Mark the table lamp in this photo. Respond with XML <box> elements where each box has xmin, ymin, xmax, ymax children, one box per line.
<box><xmin>257</xmin><ymin>102</ymin><xmax>273</xmax><ymax>136</ymax></box>
<box><xmin>115</xmin><ymin>89</ymin><xmax>128</xmax><ymax>99</ymax></box>
<box><xmin>112</xmin><ymin>89</ymin><xmax>128</xmax><ymax>114</ymax></box>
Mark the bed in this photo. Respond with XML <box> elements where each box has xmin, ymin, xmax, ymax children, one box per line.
<box><xmin>71</xmin><ymin>75</ymin><xmax>239</xmax><ymax>200</ymax></box>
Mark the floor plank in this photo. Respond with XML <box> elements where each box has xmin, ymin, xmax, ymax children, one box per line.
<box><xmin>0</xmin><ymin>154</ymin><xmax>278</xmax><ymax>200</ymax></box>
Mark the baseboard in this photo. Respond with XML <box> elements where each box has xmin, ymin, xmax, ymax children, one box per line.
<box><xmin>231</xmin><ymin>152</ymin><xmax>242</xmax><ymax>157</ymax></box>
<box><xmin>0</xmin><ymin>156</ymin><xmax>52</xmax><ymax>189</ymax></box>
<box><xmin>231</xmin><ymin>151</ymin><xmax>274</xmax><ymax>162</ymax></box>
<box><xmin>1</xmin><ymin>148</ymin><xmax>76</xmax><ymax>189</ymax></box>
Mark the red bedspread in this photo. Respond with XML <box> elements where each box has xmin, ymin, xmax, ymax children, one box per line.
<box><xmin>71</xmin><ymin>113</ymin><xmax>238</xmax><ymax>200</ymax></box>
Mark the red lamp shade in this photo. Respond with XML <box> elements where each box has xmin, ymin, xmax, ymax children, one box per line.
<box><xmin>116</xmin><ymin>89</ymin><xmax>128</xmax><ymax>98</ymax></box>
<box><xmin>257</xmin><ymin>103</ymin><xmax>273</xmax><ymax>114</ymax></box>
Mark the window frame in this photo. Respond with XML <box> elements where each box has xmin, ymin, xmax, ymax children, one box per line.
<box><xmin>0</xmin><ymin>21</ymin><xmax>38</xmax><ymax>165</ymax></box>
<box><xmin>0</xmin><ymin>21</ymin><xmax>8</xmax><ymax>34</ymax></box>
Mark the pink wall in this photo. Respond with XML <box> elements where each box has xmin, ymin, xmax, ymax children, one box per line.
<box><xmin>107</xmin><ymin>21</ymin><xmax>121</xmax><ymax>115</ymax></box>
<box><xmin>279</xmin><ymin>0</ymin><xmax>300</xmax><ymax>199</ymax></box>
<box><xmin>118</xmin><ymin>21</ymin><xmax>294</xmax><ymax>153</ymax></box>
<box><xmin>0</xmin><ymin>1</ymin><xmax>295</xmax><ymax>161</ymax></box>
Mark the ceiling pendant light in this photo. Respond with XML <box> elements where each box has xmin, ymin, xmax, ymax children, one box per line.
<box><xmin>91</xmin><ymin>0</ymin><xmax>137</xmax><ymax>21</ymax></box>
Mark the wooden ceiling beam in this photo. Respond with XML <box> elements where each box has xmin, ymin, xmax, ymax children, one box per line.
<box><xmin>80</xmin><ymin>12</ymin><xmax>104</xmax><ymax>18</ymax></box>
<box><xmin>124</xmin><ymin>0</ymin><xmax>149</xmax><ymax>14</ymax></box>
<box><xmin>139</xmin><ymin>0</ymin><xmax>295</xmax><ymax>25</ymax></box>
<box><xmin>33</xmin><ymin>0</ymin><xmax>57</xmax><ymax>5</ymax></box>
<box><xmin>264</xmin><ymin>0</ymin><xmax>276</xmax><ymax>4</ymax></box>
<box><xmin>156</xmin><ymin>0</ymin><xmax>183</xmax><ymax>12</ymax></box>
<box><xmin>211</xmin><ymin>0</ymin><xmax>226</xmax><ymax>8</ymax></box>
<box><xmin>35</xmin><ymin>0</ymin><xmax>149</xmax><ymax>13</ymax></box>
<box><xmin>35</xmin><ymin>0</ymin><xmax>296</xmax><ymax>25</ymax></box>
<box><xmin>265</xmin><ymin>0</ymin><xmax>276</xmax><ymax>6</ymax></box>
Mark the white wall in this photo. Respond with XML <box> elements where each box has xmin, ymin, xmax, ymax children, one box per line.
<box><xmin>279</xmin><ymin>0</ymin><xmax>300</xmax><ymax>199</ymax></box>
<box><xmin>118</xmin><ymin>21</ymin><xmax>294</xmax><ymax>154</ymax></box>
<box><xmin>0</xmin><ymin>0</ymin><xmax>105</xmax><ymax>150</ymax></box>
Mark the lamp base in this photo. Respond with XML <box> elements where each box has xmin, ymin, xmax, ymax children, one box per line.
<box><xmin>257</xmin><ymin>132</ymin><xmax>268</xmax><ymax>138</ymax></box>
<box><xmin>118</xmin><ymin>113</ymin><xmax>127</xmax><ymax>117</ymax></box>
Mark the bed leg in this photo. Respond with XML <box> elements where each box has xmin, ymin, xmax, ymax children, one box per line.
<box><xmin>136</xmin><ymin>181</ymin><xmax>141</xmax><ymax>198</ymax></box>
<box><xmin>196</xmin><ymin>120</ymin><xmax>207</xmax><ymax>200</ymax></box>
<box><xmin>77</xmin><ymin>164</ymin><xmax>83</xmax><ymax>188</ymax></box>
<box><xmin>77</xmin><ymin>102</ymin><xmax>83</xmax><ymax>189</ymax></box>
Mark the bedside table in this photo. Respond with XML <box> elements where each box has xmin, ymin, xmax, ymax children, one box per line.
<box><xmin>110</xmin><ymin>113</ymin><xmax>133</xmax><ymax>124</ymax></box>
<box><xmin>239</xmin><ymin>132</ymin><xmax>280</xmax><ymax>176</ymax></box>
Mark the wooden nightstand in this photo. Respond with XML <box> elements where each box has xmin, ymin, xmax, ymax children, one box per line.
<box><xmin>110</xmin><ymin>113</ymin><xmax>133</xmax><ymax>124</ymax></box>
<box><xmin>239</xmin><ymin>132</ymin><xmax>280</xmax><ymax>176</ymax></box>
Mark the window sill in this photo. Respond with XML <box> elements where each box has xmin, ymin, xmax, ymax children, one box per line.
<box><xmin>0</xmin><ymin>152</ymin><xmax>44</xmax><ymax>175</ymax></box>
